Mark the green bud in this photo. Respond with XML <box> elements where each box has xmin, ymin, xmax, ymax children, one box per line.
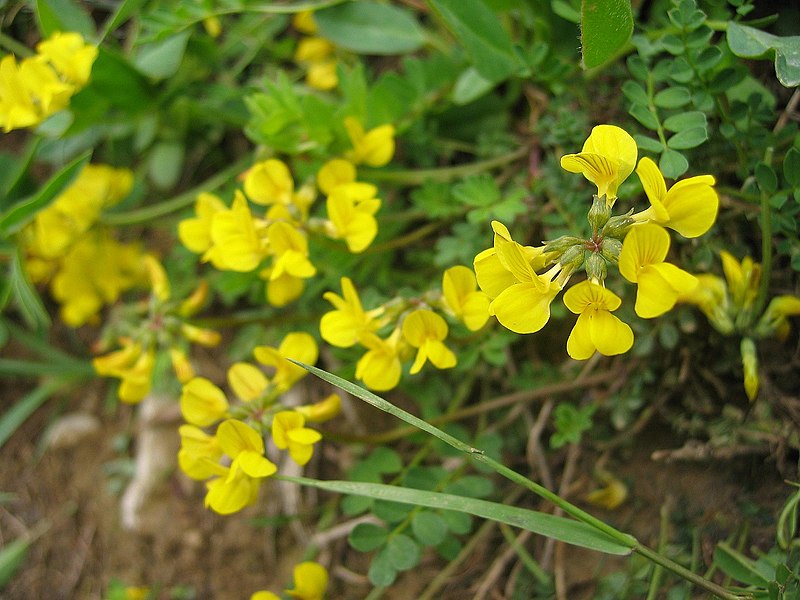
<box><xmin>600</xmin><ymin>237</ymin><xmax>623</xmax><ymax>264</ymax></box>
<box><xmin>740</xmin><ymin>337</ymin><xmax>759</xmax><ymax>401</ymax></box>
<box><xmin>559</xmin><ymin>245</ymin><xmax>586</xmax><ymax>270</ymax></box>
<box><xmin>602</xmin><ymin>210</ymin><xmax>635</xmax><ymax>240</ymax></box>
<box><xmin>543</xmin><ymin>235</ymin><xmax>583</xmax><ymax>255</ymax></box>
<box><xmin>584</xmin><ymin>252</ymin><xmax>607</xmax><ymax>282</ymax></box>
<box><xmin>588</xmin><ymin>194</ymin><xmax>611</xmax><ymax>232</ymax></box>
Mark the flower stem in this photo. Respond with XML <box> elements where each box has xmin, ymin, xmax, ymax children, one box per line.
<box><xmin>753</xmin><ymin>150</ymin><xmax>774</xmax><ymax>320</ymax></box>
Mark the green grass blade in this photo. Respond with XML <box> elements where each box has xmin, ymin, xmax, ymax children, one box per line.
<box><xmin>282</xmin><ymin>475</ymin><xmax>632</xmax><ymax>555</ymax></box>
<box><xmin>0</xmin><ymin>382</ymin><xmax>61</xmax><ymax>450</ymax></box>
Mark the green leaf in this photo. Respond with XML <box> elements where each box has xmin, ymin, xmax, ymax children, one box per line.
<box><xmin>444</xmin><ymin>475</ymin><xmax>494</xmax><ymax>499</ymax></box>
<box><xmin>88</xmin><ymin>47</ymin><xmax>153</xmax><ymax>113</ymax></box>
<box><xmin>662</xmin><ymin>111</ymin><xmax>706</xmax><ymax>132</ymax></box>
<box><xmin>633</xmin><ymin>134</ymin><xmax>664</xmax><ymax>153</ymax></box>
<box><xmin>0</xmin><ymin>382</ymin><xmax>61</xmax><ymax>451</ymax></box>
<box><xmin>373</xmin><ymin>499</ymin><xmax>413</xmax><ymax>523</ymax></box>
<box><xmin>659</xmin><ymin>148</ymin><xmax>689</xmax><ymax>178</ymax></box>
<box><xmin>368</xmin><ymin>447</ymin><xmax>404</xmax><ymax>474</ymax></box>
<box><xmin>429</xmin><ymin>0</ymin><xmax>522</xmax><ymax>82</ymax></box>
<box><xmin>314</xmin><ymin>1</ymin><xmax>424</xmax><ymax>55</ymax></box>
<box><xmin>9</xmin><ymin>251</ymin><xmax>50</xmax><ymax>332</ymax></box>
<box><xmin>36</xmin><ymin>0</ymin><xmax>95</xmax><ymax>39</ymax></box>
<box><xmin>349</xmin><ymin>523</ymin><xmax>389</xmax><ymax>552</ymax></box>
<box><xmin>713</xmin><ymin>543</ymin><xmax>770</xmax><ymax>587</ymax></box>
<box><xmin>286</xmin><ymin>476</ymin><xmax>633</xmax><ymax>555</ymax></box>
<box><xmin>666</xmin><ymin>127</ymin><xmax>708</xmax><ymax>150</ymax></box>
<box><xmin>653</xmin><ymin>86</ymin><xmax>691</xmax><ymax>109</ymax></box>
<box><xmin>727</xmin><ymin>22</ymin><xmax>800</xmax><ymax>88</ymax></box>
<box><xmin>412</xmin><ymin>512</ymin><xmax>448</xmax><ymax>546</ymax></box>
<box><xmin>451</xmin><ymin>67</ymin><xmax>497</xmax><ymax>105</ymax></box>
<box><xmin>99</xmin><ymin>0</ymin><xmax>149</xmax><ymax>41</ymax></box>
<box><xmin>0</xmin><ymin>537</ymin><xmax>30</xmax><ymax>588</ymax></box>
<box><xmin>621</xmin><ymin>80</ymin><xmax>649</xmax><ymax>106</ymax></box>
<box><xmin>134</xmin><ymin>31</ymin><xmax>191</xmax><ymax>79</ymax></box>
<box><xmin>755</xmin><ymin>162</ymin><xmax>778</xmax><ymax>194</ymax></box>
<box><xmin>368</xmin><ymin>547</ymin><xmax>397</xmax><ymax>586</ymax></box>
<box><xmin>441</xmin><ymin>509</ymin><xmax>473</xmax><ymax>534</ymax></box>
<box><xmin>784</xmin><ymin>147</ymin><xmax>800</xmax><ymax>188</ymax></box>
<box><xmin>386</xmin><ymin>534</ymin><xmax>420</xmax><ymax>571</ymax></box>
<box><xmin>0</xmin><ymin>151</ymin><xmax>90</xmax><ymax>237</ymax></box>
<box><xmin>628</xmin><ymin>104</ymin><xmax>659</xmax><ymax>130</ymax></box>
<box><xmin>147</xmin><ymin>141</ymin><xmax>185</xmax><ymax>190</ymax></box>
<box><xmin>580</xmin><ymin>0</ymin><xmax>634</xmax><ymax>69</ymax></box>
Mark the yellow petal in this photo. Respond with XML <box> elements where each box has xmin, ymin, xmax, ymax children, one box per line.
<box><xmin>490</xmin><ymin>282</ymin><xmax>560</xmax><ymax>334</ymax></box>
<box><xmin>618</xmin><ymin>224</ymin><xmax>670</xmax><ymax>283</ymax></box>
<box><xmin>661</xmin><ymin>175</ymin><xmax>718</xmax><ymax>238</ymax></box>
<box><xmin>566</xmin><ymin>311</ymin><xmax>596</xmax><ymax>360</ymax></box>
<box><xmin>590</xmin><ymin>309</ymin><xmax>633</xmax><ymax>356</ymax></box>
<box><xmin>473</xmin><ymin>248</ymin><xmax>518</xmax><ymax>298</ymax></box>
<box><xmin>227</xmin><ymin>362</ymin><xmax>268</xmax><ymax>402</ymax></box>
<box><xmin>635</xmin><ymin>263</ymin><xmax>697</xmax><ymax>318</ymax></box>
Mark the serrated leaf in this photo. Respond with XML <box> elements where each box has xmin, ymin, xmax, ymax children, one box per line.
<box><xmin>580</xmin><ymin>0</ymin><xmax>634</xmax><ymax>69</ymax></box>
<box><xmin>662</xmin><ymin>111</ymin><xmax>706</xmax><ymax>132</ymax></box>
<box><xmin>315</xmin><ymin>1</ymin><xmax>424</xmax><ymax>55</ymax></box>
<box><xmin>667</xmin><ymin>127</ymin><xmax>708</xmax><ymax>150</ymax></box>
<box><xmin>412</xmin><ymin>512</ymin><xmax>448</xmax><ymax>546</ymax></box>
<box><xmin>727</xmin><ymin>22</ymin><xmax>800</xmax><ymax>88</ymax></box>
<box><xmin>349</xmin><ymin>523</ymin><xmax>389</xmax><ymax>552</ymax></box>
<box><xmin>134</xmin><ymin>31</ymin><xmax>191</xmax><ymax>79</ymax></box>
<box><xmin>386</xmin><ymin>534</ymin><xmax>420</xmax><ymax>571</ymax></box>
<box><xmin>429</xmin><ymin>0</ymin><xmax>521</xmax><ymax>82</ymax></box>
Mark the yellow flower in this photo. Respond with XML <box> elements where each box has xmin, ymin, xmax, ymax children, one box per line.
<box><xmin>286</xmin><ymin>561</ymin><xmax>329</xmax><ymax>600</ymax></box>
<box><xmin>180</xmin><ymin>377</ymin><xmax>229</xmax><ymax>427</ymax></box>
<box><xmin>619</xmin><ymin>224</ymin><xmax>698</xmax><ymax>318</ymax></box>
<box><xmin>317</xmin><ymin>158</ymin><xmax>357</xmax><ymax>195</ymax></box>
<box><xmin>292</xmin><ymin>10</ymin><xmax>318</xmax><ymax>34</ymax></box>
<box><xmin>344</xmin><ymin>117</ymin><xmax>395</xmax><ymax>167</ymax></box>
<box><xmin>264</xmin><ymin>270</ymin><xmax>305</xmax><ymax>307</ymax></box>
<box><xmin>36</xmin><ymin>31</ymin><xmax>97</xmax><ymax>86</ymax></box>
<box><xmin>253</xmin><ymin>332</ymin><xmax>318</xmax><ymax>392</ymax></box>
<box><xmin>633</xmin><ymin>157</ymin><xmax>718</xmax><ymax>238</ymax></box>
<box><xmin>320</xmin><ymin>276</ymin><xmax>385</xmax><ymax>347</ymax></box>
<box><xmin>267</xmin><ymin>221</ymin><xmax>316</xmax><ymax>280</ymax></box>
<box><xmin>740</xmin><ymin>338</ymin><xmax>759</xmax><ymax>401</ymax></box>
<box><xmin>325</xmin><ymin>182</ymin><xmax>380</xmax><ymax>253</ymax></box>
<box><xmin>205</xmin><ymin>419</ymin><xmax>277</xmax><ymax>514</ymax></box>
<box><xmin>244</xmin><ymin>159</ymin><xmax>295</xmax><ymax>206</ymax></box>
<box><xmin>227</xmin><ymin>362</ymin><xmax>269</xmax><ymax>403</ymax></box>
<box><xmin>178</xmin><ymin>424</ymin><xmax>222</xmax><ymax>480</ymax></box>
<box><xmin>758</xmin><ymin>295</ymin><xmax>800</xmax><ymax>341</ymax></box>
<box><xmin>475</xmin><ymin>221</ymin><xmax>563</xmax><ymax>334</ymax></box>
<box><xmin>560</xmin><ymin>124</ymin><xmax>637</xmax><ymax>204</ymax></box>
<box><xmin>442</xmin><ymin>265</ymin><xmax>490</xmax><ymax>331</ymax></box>
<box><xmin>272</xmin><ymin>411</ymin><xmax>322</xmax><ymax>466</ymax></box>
<box><xmin>251</xmin><ymin>593</ymin><xmax>280</xmax><ymax>600</ymax></box>
<box><xmin>0</xmin><ymin>55</ymin><xmax>71</xmax><ymax>131</ymax></box>
<box><xmin>205</xmin><ymin>191</ymin><xmax>268</xmax><ymax>271</ymax></box>
<box><xmin>356</xmin><ymin>330</ymin><xmax>403</xmax><ymax>391</ymax></box>
<box><xmin>93</xmin><ymin>343</ymin><xmax>154</xmax><ymax>404</ymax></box>
<box><xmin>306</xmin><ymin>60</ymin><xmax>338</xmax><ymax>91</ymax></box>
<box><xmin>678</xmin><ymin>274</ymin><xmax>734</xmax><ymax>334</ymax></box>
<box><xmin>563</xmin><ymin>280</ymin><xmax>633</xmax><ymax>360</ymax></box>
<box><xmin>294</xmin><ymin>37</ymin><xmax>335</xmax><ymax>63</ymax></box>
<box><xmin>143</xmin><ymin>255</ymin><xmax>170</xmax><ymax>302</ymax></box>
<box><xmin>179</xmin><ymin>192</ymin><xmax>226</xmax><ymax>254</ymax></box>
<box><xmin>170</xmin><ymin>348</ymin><xmax>196</xmax><ymax>384</ymax></box>
<box><xmin>720</xmin><ymin>250</ymin><xmax>760</xmax><ymax>312</ymax></box>
<box><xmin>296</xmin><ymin>393</ymin><xmax>341</xmax><ymax>424</ymax></box>
<box><xmin>402</xmin><ymin>309</ymin><xmax>457</xmax><ymax>374</ymax></box>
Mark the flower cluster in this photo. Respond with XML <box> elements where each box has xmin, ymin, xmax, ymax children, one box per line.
<box><xmin>474</xmin><ymin>125</ymin><xmax>719</xmax><ymax>361</ymax></box>
<box><xmin>679</xmin><ymin>251</ymin><xmax>800</xmax><ymax>399</ymax></box>
<box><xmin>320</xmin><ymin>266</ymin><xmax>489</xmax><ymax>391</ymax></box>
<box><xmin>177</xmin><ymin>331</ymin><xmax>340</xmax><ymax>514</ymax></box>
<box><xmin>22</xmin><ymin>163</ymin><xmax>145</xmax><ymax>327</ymax></box>
<box><xmin>292</xmin><ymin>11</ymin><xmax>338</xmax><ymax>91</ymax></box>
<box><xmin>179</xmin><ymin>119</ymin><xmax>394</xmax><ymax>307</ymax></box>
<box><xmin>251</xmin><ymin>561</ymin><xmax>329</xmax><ymax>600</ymax></box>
<box><xmin>0</xmin><ymin>31</ymin><xmax>97</xmax><ymax>132</ymax></box>
<box><xmin>92</xmin><ymin>256</ymin><xmax>220</xmax><ymax>403</ymax></box>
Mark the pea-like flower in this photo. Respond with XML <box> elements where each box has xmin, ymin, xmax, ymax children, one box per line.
<box><xmin>325</xmin><ymin>182</ymin><xmax>381</xmax><ymax>253</ymax></box>
<box><xmin>344</xmin><ymin>117</ymin><xmax>395</xmax><ymax>167</ymax></box>
<box><xmin>272</xmin><ymin>411</ymin><xmax>322</xmax><ymax>466</ymax></box>
<box><xmin>560</xmin><ymin>124</ymin><xmax>637</xmax><ymax>204</ymax></box>
<box><xmin>563</xmin><ymin>280</ymin><xmax>633</xmax><ymax>360</ymax></box>
<box><xmin>320</xmin><ymin>276</ymin><xmax>386</xmax><ymax>347</ymax></box>
<box><xmin>633</xmin><ymin>157</ymin><xmax>718</xmax><ymax>238</ymax></box>
<box><xmin>244</xmin><ymin>159</ymin><xmax>294</xmax><ymax>206</ymax></box>
<box><xmin>356</xmin><ymin>330</ymin><xmax>403</xmax><ymax>391</ymax></box>
<box><xmin>253</xmin><ymin>332</ymin><xmax>318</xmax><ymax>393</ymax></box>
<box><xmin>402</xmin><ymin>309</ymin><xmax>457</xmax><ymax>374</ymax></box>
<box><xmin>442</xmin><ymin>266</ymin><xmax>490</xmax><ymax>331</ymax></box>
<box><xmin>619</xmin><ymin>224</ymin><xmax>698</xmax><ymax>318</ymax></box>
<box><xmin>180</xmin><ymin>377</ymin><xmax>230</xmax><ymax>427</ymax></box>
<box><xmin>286</xmin><ymin>562</ymin><xmax>329</xmax><ymax>600</ymax></box>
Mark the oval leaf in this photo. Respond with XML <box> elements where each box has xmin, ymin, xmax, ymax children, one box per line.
<box><xmin>315</xmin><ymin>1</ymin><xmax>424</xmax><ymax>55</ymax></box>
<box><xmin>581</xmin><ymin>0</ymin><xmax>634</xmax><ymax>69</ymax></box>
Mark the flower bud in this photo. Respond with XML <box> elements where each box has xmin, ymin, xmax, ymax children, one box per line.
<box><xmin>543</xmin><ymin>235</ymin><xmax>583</xmax><ymax>256</ymax></box>
<box><xmin>600</xmin><ymin>237</ymin><xmax>623</xmax><ymax>264</ymax></box>
<box><xmin>296</xmin><ymin>393</ymin><xmax>341</xmax><ymax>423</ymax></box>
<box><xmin>740</xmin><ymin>337</ymin><xmax>759</xmax><ymax>401</ymax></box>
<box><xmin>588</xmin><ymin>194</ymin><xmax>611</xmax><ymax>232</ymax></box>
<box><xmin>584</xmin><ymin>252</ymin><xmax>607</xmax><ymax>282</ymax></box>
<box><xmin>602</xmin><ymin>210</ymin><xmax>635</xmax><ymax>240</ymax></box>
<box><xmin>559</xmin><ymin>245</ymin><xmax>586</xmax><ymax>271</ymax></box>
<box><xmin>178</xmin><ymin>281</ymin><xmax>210</xmax><ymax>317</ymax></box>
<box><xmin>181</xmin><ymin>323</ymin><xmax>221</xmax><ymax>347</ymax></box>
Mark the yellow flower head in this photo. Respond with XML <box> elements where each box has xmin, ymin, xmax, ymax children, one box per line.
<box><xmin>563</xmin><ymin>280</ymin><xmax>633</xmax><ymax>360</ymax></box>
<box><xmin>227</xmin><ymin>362</ymin><xmax>269</xmax><ymax>403</ymax></box>
<box><xmin>180</xmin><ymin>377</ymin><xmax>229</xmax><ymax>427</ymax></box>
<box><xmin>0</xmin><ymin>54</ymin><xmax>71</xmax><ymax>131</ymax></box>
<box><xmin>356</xmin><ymin>330</ymin><xmax>403</xmax><ymax>391</ymax></box>
<box><xmin>325</xmin><ymin>182</ymin><xmax>381</xmax><ymax>253</ymax></box>
<box><xmin>178</xmin><ymin>424</ymin><xmax>222</xmax><ymax>480</ymax></box>
<box><xmin>306</xmin><ymin>60</ymin><xmax>338</xmax><ymax>91</ymax></box>
<box><xmin>272</xmin><ymin>411</ymin><xmax>322</xmax><ymax>466</ymax></box>
<box><xmin>204</xmin><ymin>463</ymin><xmax>260</xmax><ymax>515</ymax></box>
<box><xmin>294</xmin><ymin>37</ymin><xmax>335</xmax><ymax>63</ymax></box>
<box><xmin>402</xmin><ymin>309</ymin><xmax>457</xmax><ymax>374</ymax></box>
<box><xmin>293</xmin><ymin>10</ymin><xmax>319</xmax><ymax>34</ymax></box>
<box><xmin>560</xmin><ymin>125</ymin><xmax>637</xmax><ymax>204</ymax></box>
<box><xmin>286</xmin><ymin>561</ymin><xmax>329</xmax><ymax>600</ymax></box>
<box><xmin>244</xmin><ymin>159</ymin><xmax>295</xmax><ymax>206</ymax></box>
<box><xmin>251</xmin><ymin>593</ymin><xmax>281</xmax><ymax>600</ymax></box>
<box><xmin>720</xmin><ymin>250</ymin><xmax>760</xmax><ymax>311</ymax></box>
<box><xmin>317</xmin><ymin>158</ymin><xmax>357</xmax><ymax>195</ymax></box>
<box><xmin>205</xmin><ymin>191</ymin><xmax>269</xmax><ymax>271</ymax></box>
<box><xmin>217</xmin><ymin>419</ymin><xmax>277</xmax><ymax>478</ymax></box>
<box><xmin>320</xmin><ymin>277</ymin><xmax>385</xmax><ymax>347</ymax></box>
<box><xmin>619</xmin><ymin>224</ymin><xmax>698</xmax><ymax>318</ymax></box>
<box><xmin>254</xmin><ymin>332</ymin><xmax>318</xmax><ymax>392</ymax></box>
<box><xmin>36</xmin><ymin>31</ymin><xmax>97</xmax><ymax>87</ymax></box>
<box><xmin>344</xmin><ymin>117</ymin><xmax>395</xmax><ymax>167</ymax></box>
<box><xmin>634</xmin><ymin>157</ymin><xmax>718</xmax><ymax>238</ymax></box>
<box><xmin>179</xmin><ymin>192</ymin><xmax>227</xmax><ymax>254</ymax></box>
<box><xmin>296</xmin><ymin>393</ymin><xmax>342</xmax><ymax>423</ymax></box>
<box><xmin>678</xmin><ymin>274</ymin><xmax>733</xmax><ymax>334</ymax></box>
<box><xmin>93</xmin><ymin>341</ymin><xmax>155</xmax><ymax>404</ymax></box>
<box><xmin>442</xmin><ymin>265</ymin><xmax>490</xmax><ymax>331</ymax></box>
<box><xmin>475</xmin><ymin>221</ymin><xmax>562</xmax><ymax>334</ymax></box>
<box><xmin>267</xmin><ymin>221</ymin><xmax>316</xmax><ymax>280</ymax></box>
